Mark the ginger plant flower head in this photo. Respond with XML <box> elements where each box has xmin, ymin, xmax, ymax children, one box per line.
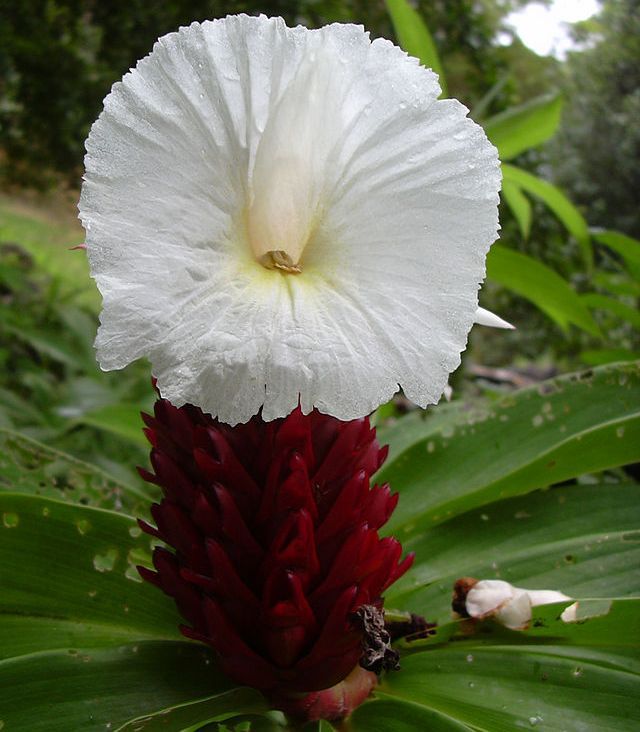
<box><xmin>80</xmin><ymin>14</ymin><xmax>501</xmax><ymax>425</ymax></box>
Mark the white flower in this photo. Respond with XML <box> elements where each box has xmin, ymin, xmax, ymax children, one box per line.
<box><xmin>80</xmin><ymin>14</ymin><xmax>501</xmax><ymax>425</ymax></box>
<box><xmin>464</xmin><ymin>579</ymin><xmax>573</xmax><ymax>630</ymax></box>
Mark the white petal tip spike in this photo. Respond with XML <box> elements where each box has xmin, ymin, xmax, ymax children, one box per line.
<box><xmin>474</xmin><ymin>307</ymin><xmax>515</xmax><ymax>330</ymax></box>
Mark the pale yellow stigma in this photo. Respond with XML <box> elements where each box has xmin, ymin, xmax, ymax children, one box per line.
<box><xmin>258</xmin><ymin>250</ymin><xmax>303</xmax><ymax>274</ymax></box>
<box><xmin>247</xmin><ymin>155</ymin><xmax>316</xmax><ymax>275</ymax></box>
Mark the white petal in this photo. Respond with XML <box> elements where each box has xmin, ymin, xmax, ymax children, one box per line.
<box><xmin>466</xmin><ymin>580</ymin><xmax>574</xmax><ymax>631</ymax></box>
<box><xmin>80</xmin><ymin>15</ymin><xmax>501</xmax><ymax>424</ymax></box>
<box><xmin>465</xmin><ymin>579</ymin><xmax>516</xmax><ymax>617</ymax></box>
<box><xmin>527</xmin><ymin>589</ymin><xmax>573</xmax><ymax>607</ymax></box>
<box><xmin>494</xmin><ymin>590</ymin><xmax>532</xmax><ymax>631</ymax></box>
<box><xmin>474</xmin><ymin>307</ymin><xmax>515</xmax><ymax>330</ymax></box>
<box><xmin>560</xmin><ymin>602</ymin><xmax>579</xmax><ymax>622</ymax></box>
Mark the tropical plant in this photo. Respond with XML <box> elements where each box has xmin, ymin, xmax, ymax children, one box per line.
<box><xmin>1</xmin><ymin>360</ymin><xmax>638</xmax><ymax>729</ymax></box>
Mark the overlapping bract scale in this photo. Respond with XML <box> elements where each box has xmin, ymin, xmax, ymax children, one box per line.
<box><xmin>138</xmin><ymin>399</ymin><xmax>412</xmax><ymax>692</ymax></box>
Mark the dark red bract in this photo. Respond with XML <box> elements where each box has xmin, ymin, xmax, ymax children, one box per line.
<box><xmin>138</xmin><ymin>400</ymin><xmax>413</xmax><ymax>695</ymax></box>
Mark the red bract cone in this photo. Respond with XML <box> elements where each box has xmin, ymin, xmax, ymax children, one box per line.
<box><xmin>138</xmin><ymin>399</ymin><xmax>413</xmax><ymax>703</ymax></box>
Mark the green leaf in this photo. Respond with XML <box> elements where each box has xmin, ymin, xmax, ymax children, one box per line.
<box><xmin>379</xmin><ymin>361</ymin><xmax>640</xmax><ymax>534</ymax></box>
<box><xmin>0</xmin><ymin>427</ymin><xmax>152</xmax><ymax>511</ymax></box>
<box><xmin>581</xmin><ymin>349</ymin><xmax>640</xmax><ymax>366</ymax></box>
<box><xmin>501</xmin><ymin>178</ymin><xmax>532</xmax><ymax>239</ymax></box>
<box><xmin>384</xmin><ymin>0</ymin><xmax>447</xmax><ymax>96</ymax></box>
<box><xmin>593</xmin><ymin>230</ymin><xmax>640</xmax><ymax>278</ymax></box>
<box><xmin>195</xmin><ymin>712</ymin><xmax>289</xmax><ymax>731</ymax></box>
<box><xmin>368</xmin><ymin>645</ymin><xmax>640</xmax><ymax>731</ymax></box>
<box><xmin>387</xmin><ymin>480</ymin><xmax>640</xmax><ymax>623</ymax></box>
<box><xmin>351</xmin><ymin>697</ymin><xmax>472</xmax><ymax>731</ymax></box>
<box><xmin>522</xmin><ymin>599</ymin><xmax>640</xmax><ymax>647</ymax></box>
<box><xmin>487</xmin><ymin>245</ymin><xmax>600</xmax><ymax>335</ymax></box>
<box><xmin>377</xmin><ymin>400</ymin><xmax>467</xmax><ymax>464</ymax></box>
<box><xmin>0</xmin><ymin>493</ymin><xmax>178</xmax><ymax>658</ymax></box>
<box><xmin>3</xmin><ymin>321</ymin><xmax>93</xmax><ymax>371</ymax></box>
<box><xmin>484</xmin><ymin>94</ymin><xmax>563</xmax><ymax>160</ymax></box>
<box><xmin>76</xmin><ymin>404</ymin><xmax>151</xmax><ymax>448</ymax></box>
<box><xmin>116</xmin><ymin>688</ymin><xmax>268</xmax><ymax>731</ymax></box>
<box><xmin>580</xmin><ymin>293</ymin><xmax>640</xmax><ymax>329</ymax></box>
<box><xmin>593</xmin><ymin>271</ymin><xmax>640</xmax><ymax>298</ymax></box>
<box><xmin>0</xmin><ymin>642</ymin><xmax>240</xmax><ymax>732</ymax></box>
<box><xmin>502</xmin><ymin>164</ymin><xmax>592</xmax><ymax>268</ymax></box>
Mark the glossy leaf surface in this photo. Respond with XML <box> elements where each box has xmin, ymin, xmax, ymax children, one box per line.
<box><xmin>484</xmin><ymin>94</ymin><xmax>563</xmax><ymax>160</ymax></box>
<box><xmin>487</xmin><ymin>245</ymin><xmax>599</xmax><ymax>335</ymax></box>
<box><xmin>502</xmin><ymin>164</ymin><xmax>591</xmax><ymax>268</ymax></box>
<box><xmin>379</xmin><ymin>361</ymin><xmax>639</xmax><ymax>532</ymax></box>
<box><xmin>501</xmin><ymin>178</ymin><xmax>532</xmax><ymax>239</ymax></box>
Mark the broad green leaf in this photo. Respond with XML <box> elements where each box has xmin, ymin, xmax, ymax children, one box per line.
<box><xmin>487</xmin><ymin>245</ymin><xmax>600</xmax><ymax>335</ymax></box>
<box><xmin>520</xmin><ymin>599</ymin><xmax>640</xmax><ymax>647</ymax></box>
<box><xmin>593</xmin><ymin>229</ymin><xmax>640</xmax><ymax>279</ymax></box>
<box><xmin>501</xmin><ymin>178</ymin><xmax>532</xmax><ymax>239</ymax></box>
<box><xmin>581</xmin><ymin>293</ymin><xmax>640</xmax><ymax>329</ymax></box>
<box><xmin>581</xmin><ymin>349</ymin><xmax>640</xmax><ymax>366</ymax></box>
<box><xmin>351</xmin><ymin>697</ymin><xmax>471</xmax><ymax>731</ymax></box>
<box><xmin>77</xmin><ymin>403</ymin><xmax>151</xmax><ymax>448</ymax></box>
<box><xmin>386</xmin><ymin>481</ymin><xmax>640</xmax><ymax>622</ymax></box>
<box><xmin>593</xmin><ymin>271</ymin><xmax>640</xmax><ymax>298</ymax></box>
<box><xmin>470</xmin><ymin>76</ymin><xmax>509</xmax><ymax>122</ymax></box>
<box><xmin>484</xmin><ymin>94</ymin><xmax>563</xmax><ymax>160</ymax></box>
<box><xmin>502</xmin><ymin>164</ymin><xmax>592</xmax><ymax>268</ymax></box>
<box><xmin>369</xmin><ymin>645</ymin><xmax>640</xmax><ymax>731</ymax></box>
<box><xmin>0</xmin><ymin>642</ymin><xmax>239</xmax><ymax>732</ymax></box>
<box><xmin>196</xmin><ymin>712</ymin><xmax>289</xmax><ymax>731</ymax></box>
<box><xmin>116</xmin><ymin>688</ymin><xmax>268</xmax><ymax>731</ymax></box>
<box><xmin>3</xmin><ymin>321</ymin><xmax>94</xmax><ymax>371</ymax></box>
<box><xmin>377</xmin><ymin>400</ymin><xmax>467</xmax><ymax>463</ymax></box>
<box><xmin>384</xmin><ymin>0</ymin><xmax>447</xmax><ymax>96</ymax></box>
<box><xmin>379</xmin><ymin>361</ymin><xmax>640</xmax><ymax>533</ymax></box>
<box><xmin>0</xmin><ymin>493</ymin><xmax>178</xmax><ymax>658</ymax></box>
<box><xmin>0</xmin><ymin>428</ymin><xmax>152</xmax><ymax>511</ymax></box>
<box><xmin>0</xmin><ymin>387</ymin><xmax>49</xmax><ymax>426</ymax></box>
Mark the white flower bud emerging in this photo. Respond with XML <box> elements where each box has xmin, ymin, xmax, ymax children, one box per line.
<box><xmin>464</xmin><ymin>579</ymin><xmax>572</xmax><ymax>631</ymax></box>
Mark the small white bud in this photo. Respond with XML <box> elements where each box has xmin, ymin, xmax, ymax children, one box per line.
<box><xmin>464</xmin><ymin>579</ymin><xmax>573</xmax><ymax>631</ymax></box>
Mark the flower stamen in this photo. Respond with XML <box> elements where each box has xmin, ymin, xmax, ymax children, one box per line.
<box><xmin>259</xmin><ymin>250</ymin><xmax>303</xmax><ymax>274</ymax></box>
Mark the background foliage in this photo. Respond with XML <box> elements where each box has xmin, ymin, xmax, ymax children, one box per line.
<box><xmin>0</xmin><ymin>0</ymin><xmax>639</xmax><ymax>730</ymax></box>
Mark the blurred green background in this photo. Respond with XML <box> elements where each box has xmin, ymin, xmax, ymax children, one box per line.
<box><xmin>0</xmin><ymin>0</ymin><xmax>638</xmax><ymax>488</ymax></box>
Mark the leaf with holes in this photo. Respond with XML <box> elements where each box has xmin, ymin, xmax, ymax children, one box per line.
<box><xmin>379</xmin><ymin>361</ymin><xmax>639</xmax><ymax>534</ymax></box>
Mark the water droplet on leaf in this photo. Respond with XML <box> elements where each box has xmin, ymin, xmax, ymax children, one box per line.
<box><xmin>2</xmin><ymin>513</ymin><xmax>19</xmax><ymax>528</ymax></box>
